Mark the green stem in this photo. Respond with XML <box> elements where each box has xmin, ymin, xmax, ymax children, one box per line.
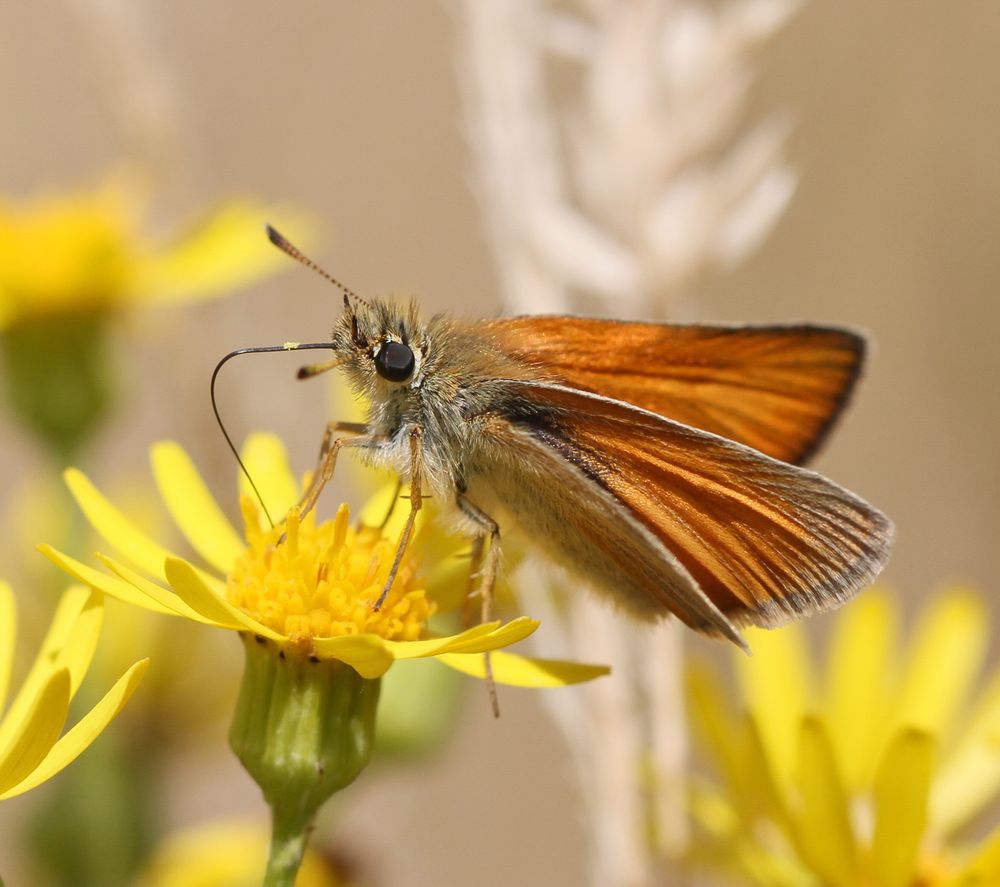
<box><xmin>263</xmin><ymin>802</ymin><xmax>315</xmax><ymax>887</ymax></box>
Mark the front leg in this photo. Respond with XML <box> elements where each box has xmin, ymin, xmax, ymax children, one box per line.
<box><xmin>375</xmin><ymin>427</ymin><xmax>423</xmax><ymax>610</ymax></box>
<box><xmin>296</xmin><ymin>420</ymin><xmax>371</xmax><ymax>519</ymax></box>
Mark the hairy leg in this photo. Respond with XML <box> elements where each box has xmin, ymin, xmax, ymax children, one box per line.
<box><xmin>375</xmin><ymin>427</ymin><xmax>423</xmax><ymax>610</ymax></box>
<box><xmin>296</xmin><ymin>421</ymin><xmax>371</xmax><ymax>518</ymax></box>
<box><xmin>457</xmin><ymin>494</ymin><xmax>502</xmax><ymax>718</ymax></box>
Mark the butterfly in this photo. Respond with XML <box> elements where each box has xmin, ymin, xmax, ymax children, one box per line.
<box><xmin>223</xmin><ymin>226</ymin><xmax>894</xmax><ymax>654</ymax></box>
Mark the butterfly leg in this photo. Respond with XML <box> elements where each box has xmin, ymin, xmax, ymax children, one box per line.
<box><xmin>457</xmin><ymin>494</ymin><xmax>501</xmax><ymax>718</ymax></box>
<box><xmin>296</xmin><ymin>421</ymin><xmax>370</xmax><ymax>518</ymax></box>
<box><xmin>463</xmin><ymin>536</ymin><xmax>485</xmax><ymax>628</ymax></box>
<box><xmin>375</xmin><ymin>427</ymin><xmax>423</xmax><ymax>610</ymax></box>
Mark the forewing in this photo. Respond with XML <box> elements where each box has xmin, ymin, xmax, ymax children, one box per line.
<box><xmin>485</xmin><ymin>316</ymin><xmax>865</xmax><ymax>465</ymax></box>
<box><xmin>500</xmin><ymin>381</ymin><xmax>893</xmax><ymax>628</ymax></box>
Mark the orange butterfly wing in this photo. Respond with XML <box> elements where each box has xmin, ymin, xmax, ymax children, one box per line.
<box><xmin>485</xmin><ymin>316</ymin><xmax>865</xmax><ymax>465</ymax></box>
<box><xmin>491</xmin><ymin>382</ymin><xmax>892</xmax><ymax>629</ymax></box>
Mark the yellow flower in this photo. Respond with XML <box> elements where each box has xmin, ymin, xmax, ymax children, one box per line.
<box><xmin>0</xmin><ymin>174</ymin><xmax>307</xmax><ymax>461</ymax></box>
<box><xmin>40</xmin><ymin>433</ymin><xmax>607</xmax><ymax>686</ymax></box>
<box><xmin>136</xmin><ymin>818</ymin><xmax>349</xmax><ymax>887</ymax></box>
<box><xmin>0</xmin><ymin>174</ymin><xmax>300</xmax><ymax>328</ymax></box>
<box><xmin>0</xmin><ymin>581</ymin><xmax>147</xmax><ymax>800</ymax></box>
<box><xmin>686</xmin><ymin>587</ymin><xmax>1000</xmax><ymax>886</ymax></box>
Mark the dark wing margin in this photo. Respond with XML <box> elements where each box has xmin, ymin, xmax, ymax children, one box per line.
<box><xmin>497</xmin><ymin>381</ymin><xmax>893</xmax><ymax>629</ymax></box>
<box><xmin>484</xmin><ymin>316</ymin><xmax>867</xmax><ymax>465</ymax></box>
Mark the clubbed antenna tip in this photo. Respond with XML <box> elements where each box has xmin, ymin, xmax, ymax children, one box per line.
<box><xmin>265</xmin><ymin>223</ymin><xmax>288</xmax><ymax>249</ymax></box>
<box><xmin>262</xmin><ymin>223</ymin><xmax>367</xmax><ymax>307</ymax></box>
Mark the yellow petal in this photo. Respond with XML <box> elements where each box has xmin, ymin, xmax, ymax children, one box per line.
<box><xmin>38</xmin><ymin>545</ymin><xmax>183</xmax><ymax>618</ymax></box>
<box><xmin>933</xmin><ymin>743</ymin><xmax>1000</xmax><ymax>840</ymax></box>
<box><xmin>64</xmin><ymin>468</ymin><xmax>174</xmax><ymax>579</ymax></box>
<box><xmin>437</xmin><ymin>651</ymin><xmax>610</xmax><ymax>687</ymax></box>
<box><xmin>163</xmin><ymin>558</ymin><xmax>279</xmax><ymax>638</ymax></box>
<box><xmin>742</xmin><ymin>715</ymin><xmax>794</xmax><ymax>835</ymax></box>
<box><xmin>1</xmin><ymin>659</ymin><xmax>148</xmax><ymax>800</ymax></box>
<box><xmin>952</xmin><ymin>823</ymin><xmax>1000</xmax><ymax>886</ymax></box>
<box><xmin>0</xmin><ymin>586</ymin><xmax>96</xmax><ymax>751</ymax></box>
<box><xmin>358</xmin><ymin>478</ymin><xmax>406</xmax><ymax>529</ymax></box>
<box><xmin>151</xmin><ymin>442</ymin><xmax>244</xmax><ymax>575</ymax></box>
<box><xmin>136</xmin><ymin>201</ymin><xmax>309</xmax><ymax>303</ymax></box>
<box><xmin>48</xmin><ymin>588</ymin><xmax>103</xmax><ymax>698</ymax></box>
<box><xmin>0</xmin><ymin>581</ymin><xmax>13</xmax><ymax>711</ymax></box>
<box><xmin>380</xmin><ymin>622</ymin><xmax>500</xmax><ymax>659</ymax></box>
<box><xmin>384</xmin><ymin>617</ymin><xmax>539</xmax><ymax>659</ymax></box>
<box><xmin>737</xmin><ymin>624</ymin><xmax>815</xmax><ymax>793</ymax></box>
<box><xmin>825</xmin><ymin>590</ymin><xmax>900</xmax><ymax>789</ymax></box>
<box><xmin>688</xmin><ymin>784</ymin><xmax>807</xmax><ymax>887</ymax></box>
<box><xmin>688</xmin><ymin>782</ymin><xmax>739</xmax><ymax>840</ymax></box>
<box><xmin>871</xmin><ymin>728</ymin><xmax>936</xmax><ymax>887</ymax></box>
<box><xmin>793</xmin><ymin>716</ymin><xmax>858</xmax><ymax>885</ymax></box>
<box><xmin>422</xmin><ymin>554</ymin><xmax>475</xmax><ymax>613</ymax></box>
<box><xmin>686</xmin><ymin>661</ymin><xmax>791</xmax><ymax>831</ymax></box>
<box><xmin>893</xmin><ymin>589</ymin><xmax>988</xmax><ymax>740</ymax></box>
<box><xmin>311</xmin><ymin>635</ymin><xmax>395</xmax><ymax>679</ymax></box>
<box><xmin>419</xmin><ymin>516</ymin><xmax>496</xmax><ymax>614</ymax></box>
<box><xmin>98</xmin><ymin>554</ymin><xmax>222</xmax><ymax>625</ymax></box>
<box><xmin>239</xmin><ymin>433</ymin><xmax>299</xmax><ymax>521</ymax></box>
<box><xmin>446</xmin><ymin>616</ymin><xmax>539</xmax><ymax>653</ymax></box>
<box><xmin>686</xmin><ymin>663</ymin><xmax>749</xmax><ymax>805</ymax></box>
<box><xmin>0</xmin><ymin>668</ymin><xmax>70</xmax><ymax>795</ymax></box>
<box><xmin>32</xmin><ymin>585</ymin><xmax>95</xmax><ymax>665</ymax></box>
<box><xmin>931</xmin><ymin>662</ymin><xmax>1000</xmax><ymax>833</ymax></box>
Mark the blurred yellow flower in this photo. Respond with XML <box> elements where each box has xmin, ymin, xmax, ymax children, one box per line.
<box><xmin>0</xmin><ymin>581</ymin><xmax>147</xmax><ymax>800</ymax></box>
<box><xmin>686</xmin><ymin>587</ymin><xmax>1000</xmax><ymax>886</ymax></box>
<box><xmin>0</xmin><ymin>174</ymin><xmax>299</xmax><ymax>328</ymax></box>
<box><xmin>0</xmin><ymin>174</ymin><xmax>307</xmax><ymax>461</ymax></box>
<box><xmin>136</xmin><ymin>818</ymin><xmax>350</xmax><ymax>887</ymax></box>
<box><xmin>41</xmin><ymin>433</ymin><xmax>607</xmax><ymax>686</ymax></box>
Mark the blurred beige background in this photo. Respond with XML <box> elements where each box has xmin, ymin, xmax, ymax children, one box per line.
<box><xmin>1</xmin><ymin>2</ymin><xmax>998</xmax><ymax>885</ymax></box>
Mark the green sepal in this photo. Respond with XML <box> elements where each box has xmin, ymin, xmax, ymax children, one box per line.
<box><xmin>229</xmin><ymin>634</ymin><xmax>381</xmax><ymax>886</ymax></box>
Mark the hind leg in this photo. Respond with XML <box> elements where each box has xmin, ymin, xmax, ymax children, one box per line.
<box><xmin>457</xmin><ymin>494</ymin><xmax>501</xmax><ymax>717</ymax></box>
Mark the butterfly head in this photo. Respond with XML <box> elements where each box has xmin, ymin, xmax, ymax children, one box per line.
<box><xmin>332</xmin><ymin>294</ymin><xmax>428</xmax><ymax>398</ymax></box>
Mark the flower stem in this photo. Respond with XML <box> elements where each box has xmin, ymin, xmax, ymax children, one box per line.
<box><xmin>263</xmin><ymin>802</ymin><xmax>315</xmax><ymax>887</ymax></box>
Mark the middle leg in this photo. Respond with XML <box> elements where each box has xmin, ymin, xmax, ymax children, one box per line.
<box><xmin>375</xmin><ymin>427</ymin><xmax>423</xmax><ymax>611</ymax></box>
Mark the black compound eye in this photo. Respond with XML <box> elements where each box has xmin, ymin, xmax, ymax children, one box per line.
<box><xmin>374</xmin><ymin>340</ymin><xmax>415</xmax><ymax>382</ymax></box>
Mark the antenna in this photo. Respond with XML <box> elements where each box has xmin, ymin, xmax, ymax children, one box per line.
<box><xmin>210</xmin><ymin>342</ymin><xmax>342</xmax><ymax>527</ymax></box>
<box><xmin>265</xmin><ymin>225</ymin><xmax>369</xmax><ymax>306</ymax></box>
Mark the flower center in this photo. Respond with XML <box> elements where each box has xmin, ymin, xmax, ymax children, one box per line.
<box><xmin>226</xmin><ymin>498</ymin><xmax>434</xmax><ymax>654</ymax></box>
